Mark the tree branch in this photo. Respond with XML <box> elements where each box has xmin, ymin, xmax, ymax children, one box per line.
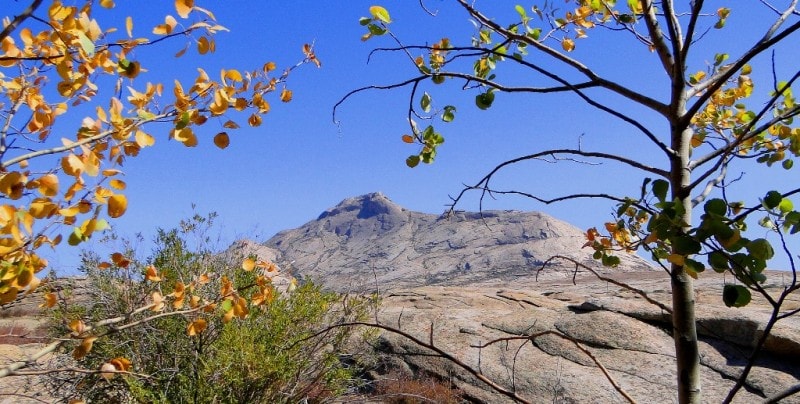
<box><xmin>685</xmin><ymin>8</ymin><xmax>800</xmax><ymax>121</ymax></box>
<box><xmin>0</xmin><ymin>0</ymin><xmax>44</xmax><ymax>44</ymax></box>
<box><xmin>455</xmin><ymin>0</ymin><xmax>671</xmax><ymax>119</ymax></box>
<box><xmin>538</xmin><ymin>255</ymin><xmax>672</xmax><ymax>314</ymax></box>
<box><xmin>641</xmin><ymin>0</ymin><xmax>676</xmax><ymax>77</ymax></box>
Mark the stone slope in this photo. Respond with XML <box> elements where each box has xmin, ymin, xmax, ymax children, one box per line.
<box><xmin>265</xmin><ymin>192</ymin><xmax>651</xmax><ymax>292</ymax></box>
<box><xmin>373</xmin><ymin>271</ymin><xmax>800</xmax><ymax>403</ymax></box>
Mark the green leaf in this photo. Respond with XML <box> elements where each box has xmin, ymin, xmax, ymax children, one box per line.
<box><xmin>420</xmin><ymin>92</ymin><xmax>432</xmax><ymax>113</ymax></box>
<box><xmin>77</xmin><ymin>31</ymin><xmax>95</xmax><ymax>56</ymax></box>
<box><xmin>175</xmin><ymin>111</ymin><xmax>191</xmax><ymax>130</ymax></box>
<box><xmin>708</xmin><ymin>251</ymin><xmax>729</xmax><ymax>272</ymax></box>
<box><xmin>359</xmin><ymin>17</ymin><xmax>371</xmax><ymax>26</ymax></box>
<box><xmin>405</xmin><ymin>155</ymin><xmax>420</xmax><ymax>168</ymax></box>
<box><xmin>475</xmin><ymin>91</ymin><xmax>495</xmax><ymax>110</ymax></box>
<box><xmin>221</xmin><ymin>299</ymin><xmax>233</xmax><ymax>312</ymax></box>
<box><xmin>367</xmin><ymin>24</ymin><xmax>386</xmax><ymax>36</ymax></box>
<box><xmin>763</xmin><ymin>190</ymin><xmax>782</xmax><ymax>209</ymax></box>
<box><xmin>704</xmin><ymin>199</ymin><xmax>727</xmax><ymax>216</ymax></box>
<box><xmin>671</xmin><ymin>235</ymin><xmax>701</xmax><ymax>255</ymax></box>
<box><xmin>601</xmin><ymin>254</ymin><xmax>621</xmax><ymax>267</ymax></box>
<box><xmin>442</xmin><ymin>105</ymin><xmax>456</xmax><ymax>122</ymax></box>
<box><xmin>527</xmin><ymin>27</ymin><xmax>541</xmax><ymax>40</ymax></box>
<box><xmin>68</xmin><ymin>228</ymin><xmax>84</xmax><ymax>246</ymax></box>
<box><xmin>369</xmin><ymin>6</ymin><xmax>391</xmax><ymax>23</ymax></box>
<box><xmin>713</xmin><ymin>53</ymin><xmax>729</xmax><ymax>66</ymax></box>
<box><xmin>746</xmin><ymin>238</ymin><xmax>774</xmax><ymax>261</ymax></box>
<box><xmin>779</xmin><ymin>198</ymin><xmax>794</xmax><ymax>214</ymax></box>
<box><xmin>723</xmin><ymin>284</ymin><xmax>751</xmax><ymax>307</ymax></box>
<box><xmin>783</xmin><ymin>159</ymin><xmax>794</xmax><ymax>170</ymax></box>
<box><xmin>684</xmin><ymin>258</ymin><xmax>705</xmax><ymax>276</ymax></box>
<box><xmin>652</xmin><ymin>179</ymin><xmax>669</xmax><ymax>202</ymax></box>
<box><xmin>515</xmin><ymin>5</ymin><xmax>527</xmax><ymax>19</ymax></box>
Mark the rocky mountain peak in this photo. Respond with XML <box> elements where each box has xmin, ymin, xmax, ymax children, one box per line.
<box><xmin>317</xmin><ymin>192</ymin><xmax>404</xmax><ymax>220</ymax></box>
<box><xmin>265</xmin><ymin>193</ymin><xmax>652</xmax><ymax>292</ymax></box>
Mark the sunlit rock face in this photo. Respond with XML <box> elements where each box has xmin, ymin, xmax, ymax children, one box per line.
<box><xmin>264</xmin><ymin>192</ymin><xmax>651</xmax><ymax>292</ymax></box>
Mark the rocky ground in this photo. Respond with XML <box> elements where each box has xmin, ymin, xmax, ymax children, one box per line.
<box><xmin>372</xmin><ymin>270</ymin><xmax>799</xmax><ymax>403</ymax></box>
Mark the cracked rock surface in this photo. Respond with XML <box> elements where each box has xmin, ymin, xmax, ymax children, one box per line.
<box><xmin>374</xmin><ymin>272</ymin><xmax>799</xmax><ymax>403</ymax></box>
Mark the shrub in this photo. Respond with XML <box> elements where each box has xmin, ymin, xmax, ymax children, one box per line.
<box><xmin>47</xmin><ymin>214</ymin><xmax>374</xmax><ymax>403</ymax></box>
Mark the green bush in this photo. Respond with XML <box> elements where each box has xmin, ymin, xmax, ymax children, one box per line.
<box><xmin>48</xmin><ymin>214</ymin><xmax>374</xmax><ymax>403</ymax></box>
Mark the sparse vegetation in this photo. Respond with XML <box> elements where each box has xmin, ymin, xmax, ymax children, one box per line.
<box><xmin>46</xmin><ymin>214</ymin><xmax>375</xmax><ymax>403</ymax></box>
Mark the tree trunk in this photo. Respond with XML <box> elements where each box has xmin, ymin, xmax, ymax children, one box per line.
<box><xmin>671</xmin><ymin>124</ymin><xmax>702</xmax><ymax>403</ymax></box>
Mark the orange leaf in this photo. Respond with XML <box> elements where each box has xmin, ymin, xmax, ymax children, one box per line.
<box><xmin>280</xmin><ymin>88</ymin><xmax>293</xmax><ymax>102</ymax></box>
<box><xmin>108</xmin><ymin>194</ymin><xmax>127</xmax><ymax>218</ymax></box>
<box><xmin>187</xmin><ymin>318</ymin><xmax>207</xmax><ymax>336</ymax></box>
<box><xmin>401</xmin><ymin>135</ymin><xmax>415</xmax><ymax>144</ymax></box>
<box><xmin>111</xmin><ymin>252</ymin><xmax>130</xmax><ymax>268</ymax></box>
<box><xmin>213</xmin><ymin>132</ymin><xmax>230</xmax><ymax>149</ymax></box>
<box><xmin>73</xmin><ymin>337</ymin><xmax>98</xmax><ymax>360</ymax></box>
<box><xmin>145</xmin><ymin>265</ymin><xmax>162</xmax><ymax>282</ymax></box>
<box><xmin>40</xmin><ymin>292</ymin><xmax>58</xmax><ymax>308</ymax></box>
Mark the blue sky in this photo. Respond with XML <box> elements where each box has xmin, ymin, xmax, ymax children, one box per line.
<box><xmin>14</xmin><ymin>1</ymin><xmax>798</xmax><ymax>273</ymax></box>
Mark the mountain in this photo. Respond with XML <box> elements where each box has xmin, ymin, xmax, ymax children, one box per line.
<box><xmin>262</xmin><ymin>192</ymin><xmax>651</xmax><ymax>292</ymax></box>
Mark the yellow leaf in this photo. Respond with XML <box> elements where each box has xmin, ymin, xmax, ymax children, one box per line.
<box><xmin>187</xmin><ymin>318</ymin><xmax>207</xmax><ymax>336</ymax></box>
<box><xmin>242</xmin><ymin>258</ymin><xmax>255</xmax><ymax>271</ymax></box>
<box><xmin>175</xmin><ymin>0</ymin><xmax>194</xmax><ymax>18</ymax></box>
<box><xmin>667</xmin><ymin>254</ymin><xmax>685</xmax><ymax>266</ymax></box>
<box><xmin>153</xmin><ymin>15</ymin><xmax>177</xmax><ymax>35</ymax></box>
<box><xmin>135</xmin><ymin>130</ymin><xmax>155</xmax><ymax>147</ymax></box>
<box><xmin>0</xmin><ymin>288</ymin><xmax>18</xmax><ymax>305</ymax></box>
<box><xmin>109</xmin><ymin>179</ymin><xmax>126</xmax><ymax>190</ymax></box>
<box><xmin>73</xmin><ymin>337</ymin><xmax>97</xmax><ymax>360</ymax></box>
<box><xmin>369</xmin><ymin>5</ymin><xmax>391</xmax><ymax>23</ymax></box>
<box><xmin>69</xmin><ymin>319</ymin><xmax>86</xmax><ymax>334</ymax></box>
<box><xmin>213</xmin><ymin>132</ymin><xmax>230</xmax><ymax>149</ymax></box>
<box><xmin>100</xmin><ymin>0</ymin><xmax>114</xmax><ymax>8</ymax></box>
<box><xmin>263</xmin><ymin>62</ymin><xmax>276</xmax><ymax>73</ymax></box>
<box><xmin>125</xmin><ymin>16</ymin><xmax>133</xmax><ymax>37</ymax></box>
<box><xmin>561</xmin><ymin>38</ymin><xmax>575</xmax><ymax>52</ymax></box>
<box><xmin>173</xmin><ymin>127</ymin><xmax>198</xmax><ymax>147</ymax></box>
<box><xmin>151</xmin><ymin>291</ymin><xmax>165</xmax><ymax>311</ymax></box>
<box><xmin>224</xmin><ymin>69</ymin><xmax>243</xmax><ymax>82</ymax></box>
<box><xmin>107</xmin><ymin>194</ymin><xmax>127</xmax><ymax>218</ymax></box>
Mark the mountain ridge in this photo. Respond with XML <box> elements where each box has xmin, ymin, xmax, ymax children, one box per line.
<box><xmin>260</xmin><ymin>192</ymin><xmax>651</xmax><ymax>292</ymax></box>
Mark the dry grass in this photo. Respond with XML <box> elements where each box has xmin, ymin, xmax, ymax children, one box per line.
<box><xmin>372</xmin><ymin>370</ymin><xmax>462</xmax><ymax>404</ymax></box>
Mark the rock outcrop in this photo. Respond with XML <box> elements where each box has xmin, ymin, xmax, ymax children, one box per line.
<box><xmin>373</xmin><ymin>271</ymin><xmax>800</xmax><ymax>403</ymax></box>
<box><xmin>265</xmin><ymin>192</ymin><xmax>651</xmax><ymax>292</ymax></box>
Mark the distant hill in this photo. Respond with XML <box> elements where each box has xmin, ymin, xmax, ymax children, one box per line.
<box><xmin>260</xmin><ymin>192</ymin><xmax>651</xmax><ymax>292</ymax></box>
